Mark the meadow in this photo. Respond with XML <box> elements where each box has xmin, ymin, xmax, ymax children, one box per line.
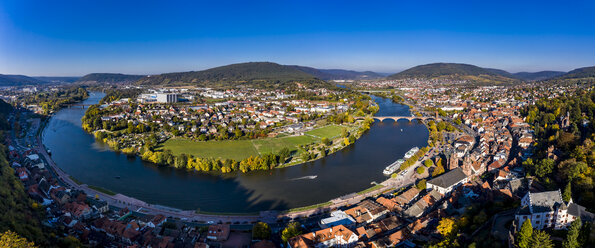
<box><xmin>160</xmin><ymin>124</ymin><xmax>354</xmax><ymax>160</ymax></box>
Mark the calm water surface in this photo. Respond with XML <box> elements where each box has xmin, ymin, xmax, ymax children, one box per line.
<box><xmin>43</xmin><ymin>92</ymin><xmax>428</xmax><ymax>212</ymax></box>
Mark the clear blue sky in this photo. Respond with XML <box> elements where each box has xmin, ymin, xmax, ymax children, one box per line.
<box><xmin>1</xmin><ymin>0</ymin><xmax>594</xmax><ymax>76</ymax></box>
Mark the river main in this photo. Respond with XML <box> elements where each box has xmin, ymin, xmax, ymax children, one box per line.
<box><xmin>43</xmin><ymin>92</ymin><xmax>428</xmax><ymax>213</ymax></box>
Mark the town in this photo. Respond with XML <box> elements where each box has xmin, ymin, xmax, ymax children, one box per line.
<box><xmin>79</xmin><ymin>86</ymin><xmax>377</xmax><ymax>171</ymax></box>
<box><xmin>1</xmin><ymin>76</ymin><xmax>592</xmax><ymax>247</ymax></box>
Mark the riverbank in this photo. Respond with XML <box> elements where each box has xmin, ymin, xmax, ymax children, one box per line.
<box><xmin>37</xmin><ymin>128</ymin><xmax>430</xmax><ymax>222</ymax></box>
<box><xmin>89</xmin><ymin>114</ymin><xmax>374</xmax><ymax>173</ymax></box>
<box><xmin>42</xmin><ymin>93</ymin><xmax>429</xmax><ymax>213</ymax></box>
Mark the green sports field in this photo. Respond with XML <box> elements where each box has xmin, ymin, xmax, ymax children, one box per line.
<box><xmin>159</xmin><ymin>125</ymin><xmax>352</xmax><ymax>160</ymax></box>
<box><xmin>252</xmin><ymin>135</ymin><xmax>318</xmax><ymax>154</ymax></box>
<box><xmin>305</xmin><ymin>125</ymin><xmax>345</xmax><ymax>139</ymax></box>
<box><xmin>159</xmin><ymin>138</ymin><xmax>259</xmax><ymax>161</ymax></box>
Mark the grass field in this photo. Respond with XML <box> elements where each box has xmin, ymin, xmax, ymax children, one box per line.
<box><xmin>252</xmin><ymin>135</ymin><xmax>318</xmax><ymax>154</ymax></box>
<box><xmin>356</xmin><ymin>184</ymin><xmax>385</xmax><ymax>195</ymax></box>
<box><xmin>160</xmin><ymin>125</ymin><xmax>353</xmax><ymax>161</ymax></box>
<box><xmin>284</xmin><ymin>201</ymin><xmax>333</xmax><ymax>213</ymax></box>
<box><xmin>88</xmin><ymin>185</ymin><xmax>116</xmax><ymax>196</ymax></box>
<box><xmin>305</xmin><ymin>125</ymin><xmax>345</xmax><ymax>139</ymax></box>
<box><xmin>160</xmin><ymin>138</ymin><xmax>259</xmax><ymax>160</ymax></box>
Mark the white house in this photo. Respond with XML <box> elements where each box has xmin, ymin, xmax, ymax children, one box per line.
<box><xmin>515</xmin><ymin>190</ymin><xmax>594</xmax><ymax>230</ymax></box>
<box><xmin>426</xmin><ymin>167</ymin><xmax>469</xmax><ymax>195</ymax></box>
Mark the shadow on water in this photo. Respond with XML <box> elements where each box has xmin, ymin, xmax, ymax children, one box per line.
<box><xmin>43</xmin><ymin>92</ymin><xmax>428</xmax><ymax>213</ymax></box>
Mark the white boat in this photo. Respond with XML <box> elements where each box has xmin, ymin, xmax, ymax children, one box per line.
<box><xmin>403</xmin><ymin>147</ymin><xmax>420</xmax><ymax>159</ymax></box>
<box><xmin>383</xmin><ymin>159</ymin><xmax>405</xmax><ymax>175</ymax></box>
<box><xmin>289</xmin><ymin>175</ymin><xmax>318</xmax><ymax>181</ymax></box>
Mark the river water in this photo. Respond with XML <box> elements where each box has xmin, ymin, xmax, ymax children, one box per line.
<box><xmin>43</xmin><ymin>92</ymin><xmax>428</xmax><ymax>213</ymax></box>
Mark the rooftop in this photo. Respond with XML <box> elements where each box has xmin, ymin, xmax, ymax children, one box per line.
<box><xmin>427</xmin><ymin>167</ymin><xmax>468</xmax><ymax>189</ymax></box>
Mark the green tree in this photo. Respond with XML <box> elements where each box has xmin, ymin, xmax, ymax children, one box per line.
<box><xmin>341</xmin><ymin>128</ymin><xmax>349</xmax><ymax>138</ymax></box>
<box><xmin>416</xmin><ymin>166</ymin><xmax>425</xmax><ymax>174</ymax></box>
<box><xmin>252</xmin><ymin>222</ymin><xmax>271</xmax><ymax>240</ymax></box>
<box><xmin>562</xmin><ymin>217</ymin><xmax>581</xmax><ymax>248</ymax></box>
<box><xmin>578</xmin><ymin>221</ymin><xmax>591</xmax><ymax>247</ymax></box>
<box><xmin>534</xmin><ymin>159</ymin><xmax>554</xmax><ymax>177</ymax></box>
<box><xmin>348</xmin><ymin>135</ymin><xmax>356</xmax><ymax>144</ymax></box>
<box><xmin>281</xmin><ymin>222</ymin><xmax>302</xmax><ymax>243</ymax></box>
<box><xmin>517</xmin><ymin>220</ymin><xmax>533</xmax><ymax>248</ymax></box>
<box><xmin>127</xmin><ymin>122</ymin><xmax>135</xmax><ymax>133</ymax></box>
<box><xmin>530</xmin><ymin>230</ymin><xmax>553</xmax><ymax>248</ymax></box>
<box><xmin>278</xmin><ymin>148</ymin><xmax>291</xmax><ymax>163</ymax></box>
<box><xmin>563</xmin><ymin>182</ymin><xmax>572</xmax><ymax>202</ymax></box>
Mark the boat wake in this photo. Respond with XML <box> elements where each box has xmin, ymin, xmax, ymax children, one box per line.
<box><xmin>289</xmin><ymin>175</ymin><xmax>318</xmax><ymax>181</ymax></box>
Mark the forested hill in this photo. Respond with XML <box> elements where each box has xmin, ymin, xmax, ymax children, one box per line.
<box><xmin>0</xmin><ymin>75</ymin><xmax>82</xmax><ymax>86</ymax></box>
<box><xmin>388</xmin><ymin>63</ymin><xmax>514</xmax><ymax>80</ymax></box>
<box><xmin>288</xmin><ymin>65</ymin><xmax>386</xmax><ymax>80</ymax></box>
<box><xmin>33</xmin><ymin>76</ymin><xmax>80</xmax><ymax>83</ymax></box>
<box><xmin>135</xmin><ymin>62</ymin><xmax>329</xmax><ymax>88</ymax></box>
<box><xmin>0</xmin><ymin>74</ymin><xmax>45</xmax><ymax>86</ymax></box>
<box><xmin>555</xmin><ymin>66</ymin><xmax>595</xmax><ymax>80</ymax></box>
<box><xmin>0</xmin><ymin>101</ymin><xmax>48</xmax><ymax>246</ymax></box>
<box><xmin>77</xmin><ymin>73</ymin><xmax>145</xmax><ymax>84</ymax></box>
<box><xmin>485</xmin><ymin>69</ymin><xmax>567</xmax><ymax>81</ymax></box>
<box><xmin>511</xmin><ymin>71</ymin><xmax>565</xmax><ymax>81</ymax></box>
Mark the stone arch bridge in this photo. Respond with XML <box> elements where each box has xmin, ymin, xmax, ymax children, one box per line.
<box><xmin>355</xmin><ymin>116</ymin><xmax>441</xmax><ymax>122</ymax></box>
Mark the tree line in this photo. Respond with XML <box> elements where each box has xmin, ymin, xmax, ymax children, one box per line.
<box><xmin>521</xmin><ymin>89</ymin><xmax>595</xmax><ymax>211</ymax></box>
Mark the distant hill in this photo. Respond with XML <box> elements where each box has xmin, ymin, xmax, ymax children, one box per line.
<box><xmin>77</xmin><ymin>73</ymin><xmax>145</xmax><ymax>84</ymax></box>
<box><xmin>33</xmin><ymin>76</ymin><xmax>80</xmax><ymax>83</ymax></box>
<box><xmin>289</xmin><ymin>65</ymin><xmax>385</xmax><ymax>80</ymax></box>
<box><xmin>136</xmin><ymin>62</ymin><xmax>328</xmax><ymax>88</ymax></box>
<box><xmin>387</xmin><ymin>63</ymin><xmax>518</xmax><ymax>84</ymax></box>
<box><xmin>512</xmin><ymin>71</ymin><xmax>565</xmax><ymax>81</ymax></box>
<box><xmin>389</xmin><ymin>63</ymin><xmax>502</xmax><ymax>78</ymax></box>
<box><xmin>485</xmin><ymin>69</ymin><xmax>566</xmax><ymax>81</ymax></box>
<box><xmin>554</xmin><ymin>66</ymin><xmax>595</xmax><ymax>80</ymax></box>
<box><xmin>386</xmin><ymin>63</ymin><xmax>572</xmax><ymax>83</ymax></box>
<box><xmin>0</xmin><ymin>74</ymin><xmax>45</xmax><ymax>86</ymax></box>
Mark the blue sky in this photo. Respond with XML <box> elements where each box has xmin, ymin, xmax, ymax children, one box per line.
<box><xmin>1</xmin><ymin>0</ymin><xmax>594</xmax><ymax>76</ymax></box>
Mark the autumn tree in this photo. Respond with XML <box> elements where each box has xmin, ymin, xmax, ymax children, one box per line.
<box><xmin>431</xmin><ymin>217</ymin><xmax>459</xmax><ymax>248</ymax></box>
<box><xmin>424</xmin><ymin>159</ymin><xmax>434</xmax><ymax>167</ymax></box>
<box><xmin>416</xmin><ymin>179</ymin><xmax>427</xmax><ymax>190</ymax></box>
<box><xmin>437</xmin><ymin>217</ymin><xmax>457</xmax><ymax>239</ymax></box>
<box><xmin>432</xmin><ymin>164</ymin><xmax>445</xmax><ymax>177</ymax></box>
<box><xmin>0</xmin><ymin>231</ymin><xmax>37</xmax><ymax>248</ymax></box>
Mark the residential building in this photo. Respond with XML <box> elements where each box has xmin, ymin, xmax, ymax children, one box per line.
<box><xmin>288</xmin><ymin>224</ymin><xmax>358</xmax><ymax>248</ymax></box>
<box><xmin>426</xmin><ymin>167</ymin><xmax>469</xmax><ymax>195</ymax></box>
<box><xmin>515</xmin><ymin>190</ymin><xmax>594</xmax><ymax>230</ymax></box>
<box><xmin>206</xmin><ymin>224</ymin><xmax>230</xmax><ymax>242</ymax></box>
